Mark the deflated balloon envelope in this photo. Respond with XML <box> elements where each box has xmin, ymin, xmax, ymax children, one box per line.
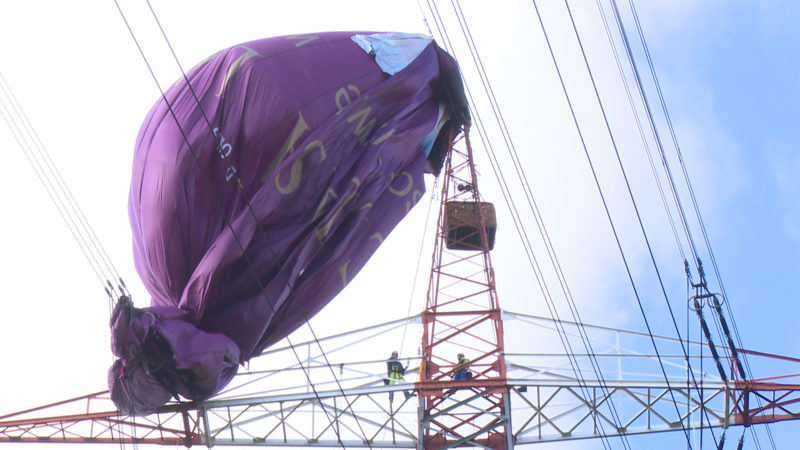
<box><xmin>109</xmin><ymin>31</ymin><xmax>468</xmax><ymax>415</ymax></box>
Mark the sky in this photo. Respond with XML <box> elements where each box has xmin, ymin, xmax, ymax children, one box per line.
<box><xmin>1</xmin><ymin>1</ymin><xmax>799</xmax><ymax>449</ymax></box>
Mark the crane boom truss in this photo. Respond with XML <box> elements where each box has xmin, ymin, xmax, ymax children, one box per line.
<box><xmin>3</xmin><ymin>371</ymin><xmax>799</xmax><ymax>446</ymax></box>
<box><xmin>2</xmin><ymin>314</ymin><xmax>800</xmax><ymax>446</ymax></box>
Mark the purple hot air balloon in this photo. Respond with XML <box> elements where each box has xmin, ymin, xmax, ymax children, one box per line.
<box><xmin>108</xmin><ymin>31</ymin><xmax>468</xmax><ymax>414</ymax></box>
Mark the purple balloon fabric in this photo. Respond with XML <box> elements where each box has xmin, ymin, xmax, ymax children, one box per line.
<box><xmin>109</xmin><ymin>32</ymin><xmax>466</xmax><ymax>414</ymax></box>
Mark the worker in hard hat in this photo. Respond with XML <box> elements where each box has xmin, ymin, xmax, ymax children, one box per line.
<box><xmin>445</xmin><ymin>352</ymin><xmax>472</xmax><ymax>397</ymax></box>
<box><xmin>386</xmin><ymin>350</ymin><xmax>413</xmax><ymax>401</ymax></box>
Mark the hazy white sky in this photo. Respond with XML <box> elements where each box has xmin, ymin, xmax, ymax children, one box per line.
<box><xmin>1</xmin><ymin>1</ymin><xmax>798</xmax><ymax>448</ymax></box>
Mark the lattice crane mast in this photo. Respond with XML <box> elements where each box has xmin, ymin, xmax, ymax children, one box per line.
<box><xmin>417</xmin><ymin>126</ymin><xmax>509</xmax><ymax>449</ymax></box>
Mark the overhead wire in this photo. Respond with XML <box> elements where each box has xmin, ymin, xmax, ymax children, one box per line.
<box><xmin>445</xmin><ymin>0</ymin><xmax>634</xmax><ymax>447</ymax></box>
<box><xmin>529</xmin><ymin>0</ymin><xmax>694</xmax><ymax>445</ymax></box>
<box><xmin>0</xmin><ymin>72</ymin><xmax>128</xmax><ymax>303</ymax></box>
<box><xmin>613</xmin><ymin>0</ymin><xmax>773</xmax><ymax>447</ymax></box>
<box><xmin>424</xmin><ymin>0</ymin><xmax>624</xmax><ymax>447</ymax></box>
<box><xmin>593</xmin><ymin>0</ymin><xmax>725</xmax><ymax>442</ymax></box>
<box><xmin>422</xmin><ymin>5</ymin><xmax>613</xmax><ymax>446</ymax></box>
<box><xmin>438</xmin><ymin>0</ymin><xmax>762</xmax><ymax>444</ymax></box>
<box><xmin>564</xmin><ymin>0</ymin><xmax>714</xmax><ymax>445</ymax></box>
<box><xmin>592</xmin><ymin>0</ymin><xmax>688</xmax><ymax>264</ymax></box>
<box><xmin>2</xmin><ymin>0</ymin><xmax>773</xmax><ymax>447</ymax></box>
<box><xmin>621</xmin><ymin>0</ymin><xmax>758</xmax><ymax>397</ymax></box>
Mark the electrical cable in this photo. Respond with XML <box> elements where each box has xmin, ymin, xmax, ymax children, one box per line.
<box><xmin>424</xmin><ymin>1</ymin><xmax>620</xmax><ymax>447</ymax></box>
<box><xmin>625</xmin><ymin>0</ymin><xmax>758</xmax><ymax>404</ymax></box>
<box><xmin>566</xmin><ymin>0</ymin><xmax>708</xmax><ymax>444</ymax></box>
<box><xmin>0</xmin><ymin>72</ymin><xmax>126</xmax><ymax>299</ymax></box>
<box><xmin>531</xmin><ymin>0</ymin><xmax>693</xmax><ymax>444</ymax></box>
<box><xmin>593</xmin><ymin>0</ymin><xmax>688</xmax><ymax>264</ymax></box>
<box><xmin>595</xmin><ymin>0</ymin><xmax>725</xmax><ymax>443</ymax></box>
<box><xmin>448</xmin><ymin>1</ymin><xmax>632</xmax><ymax>447</ymax></box>
<box><xmin>449</xmin><ymin>2</ymin><xmax>621</xmax><ymax>447</ymax></box>
<box><xmin>615</xmin><ymin>1</ymin><xmax>774</xmax><ymax>446</ymax></box>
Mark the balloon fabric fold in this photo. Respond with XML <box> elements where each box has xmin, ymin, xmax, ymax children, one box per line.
<box><xmin>109</xmin><ymin>31</ymin><xmax>468</xmax><ymax>415</ymax></box>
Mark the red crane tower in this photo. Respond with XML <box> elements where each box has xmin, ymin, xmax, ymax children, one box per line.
<box><xmin>418</xmin><ymin>129</ymin><xmax>509</xmax><ymax>448</ymax></box>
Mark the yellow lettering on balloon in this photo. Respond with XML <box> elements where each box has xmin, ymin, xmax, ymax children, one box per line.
<box><xmin>406</xmin><ymin>189</ymin><xmax>423</xmax><ymax>212</ymax></box>
<box><xmin>275</xmin><ymin>140</ymin><xmax>326</xmax><ymax>194</ymax></box>
<box><xmin>339</xmin><ymin>260</ymin><xmax>351</xmax><ymax>287</ymax></box>
<box><xmin>261</xmin><ymin>113</ymin><xmax>310</xmax><ymax>182</ymax></box>
<box><xmin>335</xmin><ymin>85</ymin><xmax>362</xmax><ymax>113</ymax></box>
<box><xmin>315</xmin><ymin>177</ymin><xmax>360</xmax><ymax>242</ymax></box>
<box><xmin>388</xmin><ymin>172</ymin><xmax>413</xmax><ymax>197</ymax></box>
<box><xmin>217</xmin><ymin>45</ymin><xmax>260</xmax><ymax>97</ymax></box>
<box><xmin>369</xmin><ymin>233</ymin><xmax>384</xmax><ymax>244</ymax></box>
<box><xmin>370</xmin><ymin>123</ymin><xmax>395</xmax><ymax>145</ymax></box>
<box><xmin>312</xmin><ymin>188</ymin><xmax>339</xmax><ymax>223</ymax></box>
<box><xmin>346</xmin><ymin>106</ymin><xmax>376</xmax><ymax>144</ymax></box>
<box><xmin>286</xmin><ymin>34</ymin><xmax>320</xmax><ymax>47</ymax></box>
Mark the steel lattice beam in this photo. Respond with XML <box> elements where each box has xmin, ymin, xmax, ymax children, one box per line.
<box><xmin>3</xmin><ymin>315</ymin><xmax>800</xmax><ymax>447</ymax></box>
<box><xmin>0</xmin><ymin>392</ymin><xmax>201</xmax><ymax>446</ymax></box>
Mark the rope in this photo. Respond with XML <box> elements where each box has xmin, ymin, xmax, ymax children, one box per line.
<box><xmin>0</xmin><ymin>69</ymin><xmax>134</xmax><ymax>448</ymax></box>
<box><xmin>399</xmin><ymin>184</ymin><xmax>438</xmax><ymax>358</ymax></box>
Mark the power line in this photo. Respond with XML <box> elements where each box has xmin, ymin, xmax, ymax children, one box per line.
<box><xmin>530</xmin><ymin>0</ymin><xmax>693</xmax><ymax>445</ymax></box>
<box><xmin>424</xmin><ymin>0</ymin><xmax>632</xmax><ymax>447</ymax></box>
<box><xmin>611</xmin><ymin>0</ymin><xmax>774</xmax><ymax>447</ymax></box>
<box><xmin>592</xmin><ymin>0</ymin><xmax>730</xmax><ymax>443</ymax></box>
<box><xmin>0</xmin><ymin>72</ymin><xmax>128</xmax><ymax>302</ymax></box>
<box><xmin>446</xmin><ymin>1</ymin><xmax>635</xmax><ymax>448</ymax></box>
